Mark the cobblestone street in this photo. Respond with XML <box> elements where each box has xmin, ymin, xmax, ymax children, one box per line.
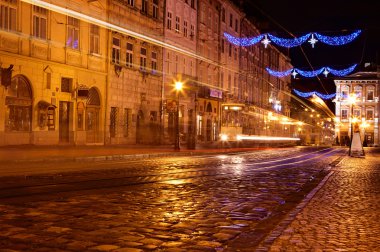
<box><xmin>263</xmin><ymin>149</ymin><xmax>380</xmax><ymax>251</ymax></box>
<box><xmin>0</xmin><ymin>147</ymin><xmax>340</xmax><ymax>251</ymax></box>
<box><xmin>1</xmin><ymin>147</ymin><xmax>379</xmax><ymax>251</ymax></box>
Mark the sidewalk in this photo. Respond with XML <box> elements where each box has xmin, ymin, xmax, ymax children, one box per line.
<box><xmin>0</xmin><ymin>144</ymin><xmax>265</xmax><ymax>164</ymax></box>
<box><xmin>256</xmin><ymin>148</ymin><xmax>380</xmax><ymax>251</ymax></box>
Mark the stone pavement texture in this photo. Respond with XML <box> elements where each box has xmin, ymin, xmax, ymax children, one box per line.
<box><xmin>258</xmin><ymin>149</ymin><xmax>380</xmax><ymax>251</ymax></box>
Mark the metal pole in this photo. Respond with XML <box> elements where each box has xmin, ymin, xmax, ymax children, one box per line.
<box><xmin>349</xmin><ymin>103</ymin><xmax>353</xmax><ymax>155</ymax></box>
<box><xmin>175</xmin><ymin>91</ymin><xmax>180</xmax><ymax>150</ymax></box>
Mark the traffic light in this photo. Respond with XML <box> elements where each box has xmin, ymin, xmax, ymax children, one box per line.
<box><xmin>1</xmin><ymin>65</ymin><xmax>13</xmax><ymax>88</ymax></box>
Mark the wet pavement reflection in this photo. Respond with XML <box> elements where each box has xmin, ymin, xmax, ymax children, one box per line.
<box><xmin>0</xmin><ymin>147</ymin><xmax>344</xmax><ymax>251</ymax></box>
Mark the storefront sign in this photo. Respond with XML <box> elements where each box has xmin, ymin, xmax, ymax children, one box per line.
<box><xmin>210</xmin><ymin>89</ymin><xmax>222</xmax><ymax>99</ymax></box>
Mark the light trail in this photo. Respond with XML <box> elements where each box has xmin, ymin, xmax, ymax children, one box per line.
<box><xmin>21</xmin><ymin>0</ymin><xmax>215</xmax><ymax>65</ymax></box>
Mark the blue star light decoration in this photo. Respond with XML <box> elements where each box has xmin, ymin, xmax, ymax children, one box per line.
<box><xmin>224</xmin><ymin>30</ymin><xmax>361</xmax><ymax>48</ymax></box>
<box><xmin>293</xmin><ymin>89</ymin><xmax>336</xmax><ymax>100</ymax></box>
<box><xmin>265</xmin><ymin>64</ymin><xmax>357</xmax><ymax>78</ymax></box>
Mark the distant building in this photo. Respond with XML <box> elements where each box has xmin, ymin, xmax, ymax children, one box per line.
<box><xmin>334</xmin><ymin>68</ymin><xmax>380</xmax><ymax>146</ymax></box>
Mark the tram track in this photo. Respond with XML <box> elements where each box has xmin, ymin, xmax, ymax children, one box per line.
<box><xmin>0</xmin><ymin>148</ymin><xmax>346</xmax><ymax>199</ymax></box>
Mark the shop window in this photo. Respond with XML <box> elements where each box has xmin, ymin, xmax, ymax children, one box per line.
<box><xmin>5</xmin><ymin>75</ymin><xmax>32</xmax><ymax>132</ymax></box>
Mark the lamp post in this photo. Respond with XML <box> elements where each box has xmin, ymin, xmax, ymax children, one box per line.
<box><xmin>348</xmin><ymin>93</ymin><xmax>356</xmax><ymax>155</ymax></box>
<box><xmin>174</xmin><ymin>81</ymin><xmax>183</xmax><ymax>150</ymax></box>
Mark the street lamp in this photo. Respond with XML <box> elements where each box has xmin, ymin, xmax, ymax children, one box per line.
<box><xmin>348</xmin><ymin>93</ymin><xmax>357</xmax><ymax>155</ymax></box>
<box><xmin>174</xmin><ymin>81</ymin><xmax>183</xmax><ymax>150</ymax></box>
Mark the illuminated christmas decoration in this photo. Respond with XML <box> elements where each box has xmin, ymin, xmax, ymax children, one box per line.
<box><xmin>297</xmin><ymin>68</ymin><xmax>325</xmax><ymax>78</ymax></box>
<box><xmin>291</xmin><ymin>70</ymin><xmax>298</xmax><ymax>78</ymax></box>
<box><xmin>266</xmin><ymin>68</ymin><xmax>293</xmax><ymax>78</ymax></box>
<box><xmin>314</xmin><ymin>30</ymin><xmax>362</xmax><ymax>46</ymax></box>
<box><xmin>326</xmin><ymin>64</ymin><xmax>357</xmax><ymax>76</ymax></box>
<box><xmin>224</xmin><ymin>30</ymin><xmax>361</xmax><ymax>48</ymax></box>
<box><xmin>224</xmin><ymin>32</ymin><xmax>264</xmax><ymax>46</ymax></box>
<box><xmin>266</xmin><ymin>64</ymin><xmax>357</xmax><ymax>78</ymax></box>
<box><xmin>293</xmin><ymin>89</ymin><xmax>336</xmax><ymax>99</ymax></box>
<box><xmin>308</xmin><ymin>34</ymin><xmax>318</xmax><ymax>48</ymax></box>
<box><xmin>268</xmin><ymin>33</ymin><xmax>310</xmax><ymax>48</ymax></box>
<box><xmin>323</xmin><ymin>69</ymin><xmax>329</xmax><ymax>77</ymax></box>
<box><xmin>261</xmin><ymin>34</ymin><xmax>271</xmax><ymax>48</ymax></box>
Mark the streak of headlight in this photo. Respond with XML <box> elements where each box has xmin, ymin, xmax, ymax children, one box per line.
<box><xmin>237</xmin><ymin>135</ymin><xmax>300</xmax><ymax>141</ymax></box>
<box><xmin>21</xmin><ymin>0</ymin><xmax>215</xmax><ymax>65</ymax></box>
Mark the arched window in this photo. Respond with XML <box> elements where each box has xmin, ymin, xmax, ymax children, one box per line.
<box><xmin>5</xmin><ymin>75</ymin><xmax>33</xmax><ymax>131</ymax></box>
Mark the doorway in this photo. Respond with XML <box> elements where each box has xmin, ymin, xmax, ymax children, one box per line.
<box><xmin>59</xmin><ymin>101</ymin><xmax>70</xmax><ymax>142</ymax></box>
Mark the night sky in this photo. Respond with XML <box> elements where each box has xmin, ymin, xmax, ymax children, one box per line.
<box><xmin>236</xmin><ymin>0</ymin><xmax>380</xmax><ymax>112</ymax></box>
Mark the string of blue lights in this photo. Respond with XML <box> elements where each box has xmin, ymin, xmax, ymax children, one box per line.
<box><xmin>293</xmin><ymin>89</ymin><xmax>336</xmax><ymax>99</ymax></box>
<box><xmin>266</xmin><ymin>64</ymin><xmax>357</xmax><ymax>78</ymax></box>
<box><xmin>224</xmin><ymin>30</ymin><xmax>361</xmax><ymax>48</ymax></box>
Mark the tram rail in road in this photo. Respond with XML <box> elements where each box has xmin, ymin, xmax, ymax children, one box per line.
<box><xmin>0</xmin><ymin>147</ymin><xmax>346</xmax><ymax>200</ymax></box>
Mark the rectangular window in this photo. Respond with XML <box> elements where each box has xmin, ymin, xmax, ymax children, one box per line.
<box><xmin>90</xmin><ymin>24</ymin><xmax>100</xmax><ymax>54</ymax></box>
<box><xmin>61</xmin><ymin>78</ymin><xmax>72</xmax><ymax>93</ymax></box>
<box><xmin>126</xmin><ymin>42</ymin><xmax>133</xmax><ymax>68</ymax></box>
<box><xmin>0</xmin><ymin>0</ymin><xmax>17</xmax><ymax>32</ymax></box>
<box><xmin>190</xmin><ymin>24</ymin><xmax>194</xmax><ymax>41</ymax></box>
<box><xmin>141</xmin><ymin>0</ymin><xmax>148</xmax><ymax>14</ymax></box>
<box><xmin>33</xmin><ymin>6</ymin><xmax>47</xmax><ymax>39</ymax></box>
<box><xmin>200</xmin><ymin>6</ymin><xmax>205</xmax><ymax>24</ymax></box>
<box><xmin>67</xmin><ymin>16</ymin><xmax>79</xmax><ymax>49</ymax></box>
<box><xmin>191</xmin><ymin>0</ymin><xmax>195</xmax><ymax>8</ymax></box>
<box><xmin>128</xmin><ymin>0</ymin><xmax>134</xmax><ymax>6</ymax></box>
<box><xmin>123</xmin><ymin>108</ymin><xmax>131</xmax><ymax>137</ymax></box>
<box><xmin>221</xmin><ymin>8</ymin><xmax>225</xmax><ymax>22</ymax></box>
<box><xmin>228</xmin><ymin>74</ymin><xmax>231</xmax><ymax>91</ymax></box>
<box><xmin>228</xmin><ymin>44</ymin><xmax>232</xmax><ymax>57</ymax></box>
<box><xmin>341</xmin><ymin>109</ymin><xmax>348</xmax><ymax>120</ymax></box>
<box><xmin>221</xmin><ymin>38</ymin><xmax>224</xmax><ymax>53</ymax></box>
<box><xmin>140</xmin><ymin>47</ymin><xmax>147</xmax><ymax>70</ymax></box>
<box><xmin>183</xmin><ymin>20</ymin><xmax>188</xmax><ymax>37</ymax></box>
<box><xmin>151</xmin><ymin>51</ymin><xmax>157</xmax><ymax>72</ymax></box>
<box><xmin>229</xmin><ymin>14</ymin><xmax>233</xmax><ymax>27</ymax></box>
<box><xmin>152</xmin><ymin>0</ymin><xmax>158</xmax><ymax>19</ymax></box>
<box><xmin>46</xmin><ymin>72</ymin><xmax>51</xmax><ymax>89</ymax></box>
<box><xmin>353</xmin><ymin>109</ymin><xmax>361</xmax><ymax>118</ymax></box>
<box><xmin>167</xmin><ymin>12</ymin><xmax>172</xmax><ymax>30</ymax></box>
<box><xmin>235</xmin><ymin>19</ymin><xmax>238</xmax><ymax>32</ymax></box>
<box><xmin>366</xmin><ymin>110</ymin><xmax>374</xmax><ymax>120</ymax></box>
<box><xmin>112</xmin><ymin>37</ymin><xmax>120</xmax><ymax>64</ymax></box>
<box><xmin>367</xmin><ymin>90</ymin><xmax>374</xmax><ymax>100</ymax></box>
<box><xmin>47</xmin><ymin>107</ymin><xmax>55</xmax><ymax>131</ymax></box>
<box><xmin>175</xmin><ymin>16</ymin><xmax>180</xmax><ymax>33</ymax></box>
<box><xmin>110</xmin><ymin>107</ymin><xmax>118</xmax><ymax>138</ymax></box>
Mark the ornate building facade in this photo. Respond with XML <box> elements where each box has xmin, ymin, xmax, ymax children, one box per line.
<box><xmin>334</xmin><ymin>70</ymin><xmax>379</xmax><ymax>146</ymax></box>
<box><xmin>0</xmin><ymin>0</ymin><xmax>294</xmax><ymax>147</ymax></box>
<box><xmin>0</xmin><ymin>0</ymin><xmax>107</xmax><ymax>145</ymax></box>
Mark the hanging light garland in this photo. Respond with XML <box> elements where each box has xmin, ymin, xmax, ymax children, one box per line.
<box><xmin>266</xmin><ymin>64</ymin><xmax>357</xmax><ymax>78</ymax></box>
<box><xmin>293</xmin><ymin>89</ymin><xmax>336</xmax><ymax>100</ymax></box>
<box><xmin>224</xmin><ymin>30</ymin><xmax>361</xmax><ymax>48</ymax></box>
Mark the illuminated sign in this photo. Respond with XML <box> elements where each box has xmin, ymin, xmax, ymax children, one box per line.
<box><xmin>210</xmin><ymin>89</ymin><xmax>223</xmax><ymax>99</ymax></box>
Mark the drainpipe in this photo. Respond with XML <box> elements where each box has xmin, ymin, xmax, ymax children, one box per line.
<box><xmin>104</xmin><ymin>0</ymin><xmax>111</xmax><ymax>145</ymax></box>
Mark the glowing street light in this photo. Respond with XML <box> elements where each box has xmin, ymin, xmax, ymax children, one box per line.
<box><xmin>174</xmin><ymin>81</ymin><xmax>183</xmax><ymax>150</ymax></box>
